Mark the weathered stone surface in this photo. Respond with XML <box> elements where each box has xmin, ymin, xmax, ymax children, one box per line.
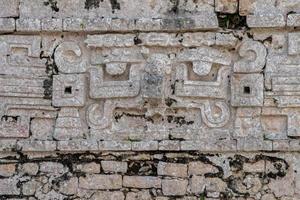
<box><xmin>91</xmin><ymin>191</ymin><xmax>125</xmax><ymax>200</ymax></box>
<box><xmin>162</xmin><ymin>179</ymin><xmax>188</xmax><ymax>196</ymax></box>
<box><xmin>157</xmin><ymin>162</ymin><xmax>187</xmax><ymax>178</ymax></box>
<box><xmin>123</xmin><ymin>176</ymin><xmax>161</xmax><ymax>188</ymax></box>
<box><xmin>0</xmin><ymin>1</ymin><xmax>299</xmax><ymax>199</ymax></box>
<box><xmin>101</xmin><ymin>161</ymin><xmax>127</xmax><ymax>173</ymax></box>
<box><xmin>0</xmin><ymin>164</ymin><xmax>16</xmax><ymax>177</ymax></box>
<box><xmin>0</xmin><ymin>178</ymin><xmax>20</xmax><ymax>195</ymax></box>
<box><xmin>79</xmin><ymin>174</ymin><xmax>122</xmax><ymax>189</ymax></box>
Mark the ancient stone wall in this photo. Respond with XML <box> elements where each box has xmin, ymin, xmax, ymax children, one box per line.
<box><xmin>0</xmin><ymin>0</ymin><xmax>300</xmax><ymax>199</ymax></box>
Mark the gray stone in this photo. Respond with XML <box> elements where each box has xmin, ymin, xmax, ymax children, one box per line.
<box><xmin>162</xmin><ymin>179</ymin><xmax>188</xmax><ymax>196</ymax></box>
<box><xmin>91</xmin><ymin>191</ymin><xmax>125</xmax><ymax>200</ymax></box>
<box><xmin>101</xmin><ymin>161</ymin><xmax>127</xmax><ymax>173</ymax></box>
<box><xmin>79</xmin><ymin>174</ymin><xmax>122</xmax><ymax>189</ymax></box>
<box><xmin>0</xmin><ymin>178</ymin><xmax>20</xmax><ymax>195</ymax></box>
<box><xmin>0</xmin><ymin>0</ymin><xmax>19</xmax><ymax>17</ymax></box>
<box><xmin>157</xmin><ymin>162</ymin><xmax>188</xmax><ymax>178</ymax></box>
<box><xmin>123</xmin><ymin>176</ymin><xmax>161</xmax><ymax>188</ymax></box>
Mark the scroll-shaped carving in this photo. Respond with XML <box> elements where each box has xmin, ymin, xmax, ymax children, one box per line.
<box><xmin>233</xmin><ymin>40</ymin><xmax>267</xmax><ymax>73</ymax></box>
<box><xmin>54</xmin><ymin>41</ymin><xmax>86</xmax><ymax>73</ymax></box>
<box><xmin>86</xmin><ymin>101</ymin><xmax>114</xmax><ymax>129</ymax></box>
<box><xmin>89</xmin><ymin>64</ymin><xmax>141</xmax><ymax>98</ymax></box>
<box><xmin>200</xmin><ymin>101</ymin><xmax>230</xmax><ymax>128</ymax></box>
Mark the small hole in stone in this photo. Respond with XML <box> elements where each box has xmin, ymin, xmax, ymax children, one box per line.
<box><xmin>243</xmin><ymin>86</ymin><xmax>251</xmax><ymax>94</ymax></box>
<box><xmin>64</xmin><ymin>86</ymin><xmax>72</xmax><ymax>94</ymax></box>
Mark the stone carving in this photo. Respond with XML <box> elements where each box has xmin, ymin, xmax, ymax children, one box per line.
<box><xmin>1</xmin><ymin>0</ymin><xmax>300</xmax><ymax>199</ymax></box>
<box><xmin>54</xmin><ymin>41</ymin><xmax>86</xmax><ymax>73</ymax></box>
<box><xmin>231</xmin><ymin>74</ymin><xmax>264</xmax><ymax>107</ymax></box>
<box><xmin>52</xmin><ymin>74</ymin><xmax>86</xmax><ymax>107</ymax></box>
<box><xmin>234</xmin><ymin>40</ymin><xmax>267</xmax><ymax>73</ymax></box>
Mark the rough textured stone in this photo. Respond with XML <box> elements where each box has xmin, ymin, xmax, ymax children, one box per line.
<box><xmin>0</xmin><ymin>1</ymin><xmax>299</xmax><ymax>199</ymax></box>
<box><xmin>79</xmin><ymin>174</ymin><xmax>122</xmax><ymax>189</ymax></box>
<box><xmin>162</xmin><ymin>179</ymin><xmax>188</xmax><ymax>196</ymax></box>
<box><xmin>101</xmin><ymin>161</ymin><xmax>127</xmax><ymax>173</ymax></box>
<box><xmin>157</xmin><ymin>162</ymin><xmax>188</xmax><ymax>178</ymax></box>
<box><xmin>123</xmin><ymin>176</ymin><xmax>161</xmax><ymax>188</ymax></box>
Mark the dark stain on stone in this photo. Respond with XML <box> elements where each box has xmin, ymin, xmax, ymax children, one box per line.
<box><xmin>162</xmin><ymin>18</ymin><xmax>195</xmax><ymax>29</ymax></box>
<box><xmin>44</xmin><ymin>0</ymin><xmax>59</xmax><ymax>12</ymax></box>
<box><xmin>166</xmin><ymin>116</ymin><xmax>194</xmax><ymax>126</ymax></box>
<box><xmin>41</xmin><ymin>48</ymin><xmax>58</xmax><ymax>100</ymax></box>
<box><xmin>127</xmin><ymin>161</ymin><xmax>157</xmax><ymax>176</ymax></box>
<box><xmin>217</xmin><ymin>13</ymin><xmax>247</xmax><ymax>29</ymax></box>
<box><xmin>133</xmin><ymin>36</ymin><xmax>142</xmax><ymax>45</ymax></box>
<box><xmin>84</xmin><ymin>0</ymin><xmax>101</xmax><ymax>10</ymax></box>
<box><xmin>114</xmin><ymin>112</ymin><xmax>154</xmax><ymax>123</ymax></box>
<box><xmin>169</xmin><ymin>0</ymin><xmax>180</xmax><ymax>14</ymax></box>
<box><xmin>165</xmin><ymin>97</ymin><xmax>177</xmax><ymax>107</ymax></box>
<box><xmin>109</xmin><ymin>0</ymin><xmax>120</xmax><ymax>13</ymax></box>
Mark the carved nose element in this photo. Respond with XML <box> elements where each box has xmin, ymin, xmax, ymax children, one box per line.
<box><xmin>142</xmin><ymin>54</ymin><xmax>170</xmax><ymax>102</ymax></box>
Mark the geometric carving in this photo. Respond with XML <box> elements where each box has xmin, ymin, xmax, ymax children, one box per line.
<box><xmin>175</xmin><ymin>47</ymin><xmax>231</xmax><ymax>99</ymax></box>
<box><xmin>0</xmin><ymin>115</ymin><xmax>30</xmax><ymax>138</ymax></box>
<box><xmin>54</xmin><ymin>107</ymin><xmax>85</xmax><ymax>140</ymax></box>
<box><xmin>89</xmin><ymin>65</ymin><xmax>141</xmax><ymax>98</ymax></box>
<box><xmin>234</xmin><ymin>40</ymin><xmax>267</xmax><ymax>73</ymax></box>
<box><xmin>231</xmin><ymin>74</ymin><xmax>264</xmax><ymax>107</ymax></box>
<box><xmin>52</xmin><ymin>74</ymin><xmax>86</xmax><ymax>107</ymax></box>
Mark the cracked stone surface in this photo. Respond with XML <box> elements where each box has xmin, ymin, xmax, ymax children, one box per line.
<box><xmin>0</xmin><ymin>0</ymin><xmax>300</xmax><ymax>199</ymax></box>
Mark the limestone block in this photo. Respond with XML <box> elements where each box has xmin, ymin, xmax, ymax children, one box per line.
<box><xmin>79</xmin><ymin>174</ymin><xmax>122</xmax><ymax>190</ymax></box>
<box><xmin>123</xmin><ymin>176</ymin><xmax>161</xmax><ymax>188</ymax></box>
<box><xmin>162</xmin><ymin>179</ymin><xmax>188</xmax><ymax>196</ymax></box>
<box><xmin>157</xmin><ymin>162</ymin><xmax>188</xmax><ymax>178</ymax></box>
<box><xmin>0</xmin><ymin>0</ymin><xmax>19</xmax><ymax>17</ymax></box>
<box><xmin>215</xmin><ymin>0</ymin><xmax>238</xmax><ymax>13</ymax></box>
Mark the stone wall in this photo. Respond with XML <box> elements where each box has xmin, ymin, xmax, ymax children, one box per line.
<box><xmin>0</xmin><ymin>0</ymin><xmax>300</xmax><ymax>199</ymax></box>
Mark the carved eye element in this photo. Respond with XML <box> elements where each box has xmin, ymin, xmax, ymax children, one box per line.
<box><xmin>64</xmin><ymin>86</ymin><xmax>72</xmax><ymax>95</ymax></box>
<box><xmin>243</xmin><ymin>86</ymin><xmax>251</xmax><ymax>94</ymax></box>
<box><xmin>105</xmin><ymin>62</ymin><xmax>127</xmax><ymax>75</ymax></box>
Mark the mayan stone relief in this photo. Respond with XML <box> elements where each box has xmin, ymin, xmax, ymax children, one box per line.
<box><xmin>0</xmin><ymin>0</ymin><xmax>300</xmax><ymax>199</ymax></box>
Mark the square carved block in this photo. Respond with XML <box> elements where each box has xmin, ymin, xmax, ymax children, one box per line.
<box><xmin>231</xmin><ymin>74</ymin><xmax>264</xmax><ymax>107</ymax></box>
<box><xmin>52</xmin><ymin>74</ymin><xmax>86</xmax><ymax>107</ymax></box>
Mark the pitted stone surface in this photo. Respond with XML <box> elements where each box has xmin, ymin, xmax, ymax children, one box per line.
<box><xmin>0</xmin><ymin>0</ymin><xmax>300</xmax><ymax>199</ymax></box>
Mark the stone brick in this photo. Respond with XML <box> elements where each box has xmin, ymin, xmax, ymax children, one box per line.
<box><xmin>157</xmin><ymin>162</ymin><xmax>188</xmax><ymax>178</ymax></box>
<box><xmin>16</xmin><ymin>18</ymin><xmax>41</xmax><ymax>32</ymax></box>
<box><xmin>126</xmin><ymin>190</ymin><xmax>152</xmax><ymax>200</ymax></box>
<box><xmin>19</xmin><ymin>163</ymin><xmax>39</xmax><ymax>175</ymax></box>
<box><xmin>123</xmin><ymin>176</ymin><xmax>161</xmax><ymax>188</ymax></box>
<box><xmin>0</xmin><ymin>164</ymin><xmax>16</xmax><ymax>177</ymax></box>
<box><xmin>0</xmin><ymin>18</ymin><xmax>15</xmax><ymax>32</ymax></box>
<box><xmin>0</xmin><ymin>178</ymin><xmax>20</xmax><ymax>195</ymax></box>
<box><xmin>74</xmin><ymin>162</ymin><xmax>101</xmax><ymax>174</ymax></box>
<box><xmin>190</xmin><ymin>175</ymin><xmax>206</xmax><ymax>194</ymax></box>
<box><xmin>98</xmin><ymin>141</ymin><xmax>131</xmax><ymax>151</ymax></box>
<box><xmin>79</xmin><ymin>174</ymin><xmax>122</xmax><ymax>190</ymax></box>
<box><xmin>162</xmin><ymin>179</ymin><xmax>188</xmax><ymax>196</ymax></box>
<box><xmin>188</xmin><ymin>162</ymin><xmax>219</xmax><ymax>175</ymax></box>
<box><xmin>59</xmin><ymin>177</ymin><xmax>78</xmax><ymax>195</ymax></box>
<box><xmin>91</xmin><ymin>191</ymin><xmax>125</xmax><ymax>200</ymax></box>
<box><xmin>215</xmin><ymin>0</ymin><xmax>238</xmax><ymax>13</ymax></box>
<box><xmin>39</xmin><ymin>162</ymin><xmax>67</xmax><ymax>174</ymax></box>
<box><xmin>101</xmin><ymin>161</ymin><xmax>128</xmax><ymax>173</ymax></box>
<box><xmin>0</xmin><ymin>0</ymin><xmax>19</xmax><ymax>17</ymax></box>
<box><xmin>132</xmin><ymin>141</ymin><xmax>158</xmax><ymax>151</ymax></box>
